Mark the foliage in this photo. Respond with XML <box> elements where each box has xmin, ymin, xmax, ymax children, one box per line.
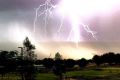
<box><xmin>92</xmin><ymin>52</ymin><xmax>120</xmax><ymax>66</ymax></box>
<box><xmin>42</xmin><ymin>58</ymin><xmax>54</xmax><ymax>69</ymax></box>
<box><xmin>35</xmin><ymin>59</ymin><xmax>42</xmax><ymax>65</ymax></box>
<box><xmin>1</xmin><ymin>36</ymin><xmax>120</xmax><ymax>80</ymax></box>
<box><xmin>23</xmin><ymin>37</ymin><xmax>36</xmax><ymax>60</ymax></box>
<box><xmin>77</xmin><ymin>58</ymin><xmax>88</xmax><ymax>68</ymax></box>
<box><xmin>21</xmin><ymin>37</ymin><xmax>36</xmax><ymax>80</ymax></box>
<box><xmin>64</xmin><ymin>59</ymin><xmax>76</xmax><ymax>68</ymax></box>
<box><xmin>92</xmin><ymin>55</ymin><xmax>102</xmax><ymax>66</ymax></box>
<box><xmin>53</xmin><ymin>53</ymin><xmax>65</xmax><ymax>80</ymax></box>
<box><xmin>54</xmin><ymin>52</ymin><xmax>62</xmax><ymax>60</ymax></box>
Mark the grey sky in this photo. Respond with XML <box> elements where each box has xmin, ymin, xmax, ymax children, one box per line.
<box><xmin>0</xmin><ymin>0</ymin><xmax>120</xmax><ymax>59</ymax></box>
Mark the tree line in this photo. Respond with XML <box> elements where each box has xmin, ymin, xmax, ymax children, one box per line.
<box><xmin>0</xmin><ymin>37</ymin><xmax>36</xmax><ymax>80</ymax></box>
<box><xmin>93</xmin><ymin>52</ymin><xmax>120</xmax><ymax>66</ymax></box>
<box><xmin>0</xmin><ymin>37</ymin><xmax>120</xmax><ymax>80</ymax></box>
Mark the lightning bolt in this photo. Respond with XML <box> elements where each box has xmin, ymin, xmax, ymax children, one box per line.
<box><xmin>33</xmin><ymin>0</ymin><xmax>56</xmax><ymax>35</ymax></box>
<box><xmin>82</xmin><ymin>23</ymin><xmax>97</xmax><ymax>40</ymax></box>
<box><xmin>33</xmin><ymin>0</ymin><xmax>97</xmax><ymax>44</ymax></box>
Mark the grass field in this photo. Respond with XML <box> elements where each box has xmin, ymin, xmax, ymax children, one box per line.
<box><xmin>0</xmin><ymin>67</ymin><xmax>120</xmax><ymax>80</ymax></box>
<box><xmin>37</xmin><ymin>67</ymin><xmax>120</xmax><ymax>80</ymax></box>
<box><xmin>0</xmin><ymin>73</ymin><xmax>20</xmax><ymax>80</ymax></box>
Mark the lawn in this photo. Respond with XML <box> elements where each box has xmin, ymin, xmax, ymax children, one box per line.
<box><xmin>65</xmin><ymin>67</ymin><xmax>120</xmax><ymax>79</ymax></box>
<box><xmin>36</xmin><ymin>73</ymin><xmax>57</xmax><ymax>80</ymax></box>
<box><xmin>0</xmin><ymin>67</ymin><xmax>120</xmax><ymax>80</ymax></box>
<box><xmin>0</xmin><ymin>73</ymin><xmax>20</xmax><ymax>80</ymax></box>
<box><xmin>37</xmin><ymin>67</ymin><xmax>120</xmax><ymax>80</ymax></box>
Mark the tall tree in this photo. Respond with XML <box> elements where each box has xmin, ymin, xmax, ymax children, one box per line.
<box><xmin>20</xmin><ymin>37</ymin><xmax>36</xmax><ymax>80</ymax></box>
<box><xmin>65</xmin><ymin>59</ymin><xmax>76</xmax><ymax>68</ymax></box>
<box><xmin>53</xmin><ymin>52</ymin><xmax>65</xmax><ymax>80</ymax></box>
<box><xmin>23</xmin><ymin>37</ymin><xmax>36</xmax><ymax>60</ymax></box>
<box><xmin>55</xmin><ymin>52</ymin><xmax>62</xmax><ymax>60</ymax></box>
<box><xmin>0</xmin><ymin>50</ymin><xmax>18</xmax><ymax>79</ymax></box>
<box><xmin>92</xmin><ymin>55</ymin><xmax>102</xmax><ymax>66</ymax></box>
<box><xmin>77</xmin><ymin>58</ymin><xmax>88</xmax><ymax>68</ymax></box>
<box><xmin>42</xmin><ymin>58</ymin><xmax>54</xmax><ymax>69</ymax></box>
<box><xmin>9</xmin><ymin>50</ymin><xmax>18</xmax><ymax>59</ymax></box>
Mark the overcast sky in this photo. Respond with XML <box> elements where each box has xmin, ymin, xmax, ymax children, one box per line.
<box><xmin>0</xmin><ymin>0</ymin><xmax>120</xmax><ymax>59</ymax></box>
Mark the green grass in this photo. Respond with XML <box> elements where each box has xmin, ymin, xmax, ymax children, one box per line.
<box><xmin>65</xmin><ymin>67</ymin><xmax>120</xmax><ymax>79</ymax></box>
<box><xmin>0</xmin><ymin>67</ymin><xmax>120</xmax><ymax>80</ymax></box>
<box><xmin>36</xmin><ymin>73</ymin><xmax>57</xmax><ymax>80</ymax></box>
<box><xmin>0</xmin><ymin>73</ymin><xmax>20</xmax><ymax>80</ymax></box>
<box><xmin>37</xmin><ymin>67</ymin><xmax>120</xmax><ymax>80</ymax></box>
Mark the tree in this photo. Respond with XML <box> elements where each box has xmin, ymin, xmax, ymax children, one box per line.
<box><xmin>101</xmin><ymin>52</ymin><xmax>115</xmax><ymax>65</ymax></box>
<box><xmin>55</xmin><ymin>52</ymin><xmax>62</xmax><ymax>60</ymax></box>
<box><xmin>23</xmin><ymin>37</ymin><xmax>36</xmax><ymax>60</ymax></box>
<box><xmin>7</xmin><ymin>50</ymin><xmax>18</xmax><ymax>70</ymax></box>
<box><xmin>77</xmin><ymin>58</ymin><xmax>88</xmax><ymax>68</ymax></box>
<box><xmin>9</xmin><ymin>50</ymin><xmax>18</xmax><ymax>59</ymax></box>
<box><xmin>0</xmin><ymin>51</ymin><xmax>9</xmax><ymax>60</ymax></box>
<box><xmin>92</xmin><ymin>55</ymin><xmax>102</xmax><ymax>66</ymax></box>
<box><xmin>53</xmin><ymin>52</ymin><xmax>65</xmax><ymax>80</ymax></box>
<box><xmin>42</xmin><ymin>58</ymin><xmax>54</xmax><ymax>69</ymax></box>
<box><xmin>0</xmin><ymin>50</ymin><xmax>18</xmax><ymax>79</ymax></box>
<box><xmin>20</xmin><ymin>37</ymin><xmax>36</xmax><ymax>80</ymax></box>
<box><xmin>115</xmin><ymin>53</ymin><xmax>120</xmax><ymax>64</ymax></box>
<box><xmin>35</xmin><ymin>59</ymin><xmax>42</xmax><ymax>65</ymax></box>
<box><xmin>0</xmin><ymin>51</ymin><xmax>9</xmax><ymax>78</ymax></box>
<box><xmin>64</xmin><ymin>59</ymin><xmax>76</xmax><ymax>68</ymax></box>
<box><xmin>106</xmin><ymin>52</ymin><xmax>115</xmax><ymax>65</ymax></box>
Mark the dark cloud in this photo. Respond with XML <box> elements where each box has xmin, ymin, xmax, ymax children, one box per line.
<box><xmin>0</xmin><ymin>0</ymin><xmax>59</xmax><ymax>11</ymax></box>
<box><xmin>0</xmin><ymin>0</ymin><xmax>40</xmax><ymax>11</ymax></box>
<box><xmin>0</xmin><ymin>0</ymin><xmax>120</xmax><ymax>59</ymax></box>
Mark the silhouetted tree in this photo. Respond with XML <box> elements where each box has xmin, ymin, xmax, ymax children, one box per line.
<box><xmin>42</xmin><ymin>58</ymin><xmax>54</xmax><ymax>69</ymax></box>
<box><xmin>53</xmin><ymin>52</ymin><xmax>65</xmax><ymax>80</ymax></box>
<box><xmin>88</xmin><ymin>59</ymin><xmax>94</xmax><ymax>63</ymax></box>
<box><xmin>101</xmin><ymin>52</ymin><xmax>115</xmax><ymax>65</ymax></box>
<box><xmin>64</xmin><ymin>59</ymin><xmax>76</xmax><ymax>68</ymax></box>
<box><xmin>0</xmin><ymin>51</ymin><xmax>9</xmax><ymax>60</ymax></box>
<box><xmin>0</xmin><ymin>50</ymin><xmax>18</xmax><ymax>79</ymax></box>
<box><xmin>77</xmin><ymin>58</ymin><xmax>88</xmax><ymax>68</ymax></box>
<box><xmin>92</xmin><ymin>55</ymin><xmax>102</xmax><ymax>66</ymax></box>
<box><xmin>35</xmin><ymin>59</ymin><xmax>42</xmax><ymax>65</ymax></box>
<box><xmin>115</xmin><ymin>53</ymin><xmax>120</xmax><ymax>64</ymax></box>
<box><xmin>55</xmin><ymin>52</ymin><xmax>62</xmax><ymax>60</ymax></box>
<box><xmin>106</xmin><ymin>52</ymin><xmax>115</xmax><ymax>65</ymax></box>
<box><xmin>23</xmin><ymin>37</ymin><xmax>35</xmax><ymax>60</ymax></box>
<box><xmin>9</xmin><ymin>50</ymin><xmax>18</xmax><ymax>59</ymax></box>
<box><xmin>0</xmin><ymin>51</ymin><xmax>9</xmax><ymax>78</ymax></box>
<box><xmin>20</xmin><ymin>37</ymin><xmax>36</xmax><ymax>80</ymax></box>
<box><xmin>7</xmin><ymin>50</ymin><xmax>18</xmax><ymax>71</ymax></box>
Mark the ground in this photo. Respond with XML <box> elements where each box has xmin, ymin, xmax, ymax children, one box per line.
<box><xmin>0</xmin><ymin>67</ymin><xmax>120</xmax><ymax>80</ymax></box>
<box><xmin>37</xmin><ymin>67</ymin><xmax>120</xmax><ymax>80</ymax></box>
